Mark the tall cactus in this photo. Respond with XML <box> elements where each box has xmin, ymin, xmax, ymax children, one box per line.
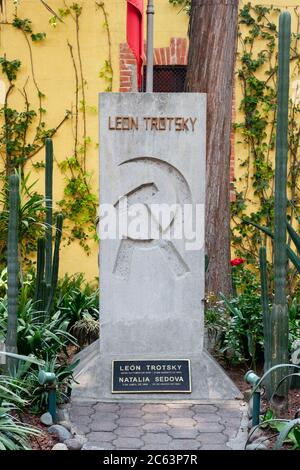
<box><xmin>271</xmin><ymin>11</ymin><xmax>291</xmax><ymax>408</ymax></box>
<box><xmin>34</xmin><ymin>237</ymin><xmax>46</xmax><ymax>320</ymax></box>
<box><xmin>6</xmin><ymin>174</ymin><xmax>20</xmax><ymax>372</ymax></box>
<box><xmin>46</xmin><ymin>214</ymin><xmax>63</xmax><ymax>315</ymax></box>
<box><xmin>259</xmin><ymin>246</ymin><xmax>271</xmax><ymax>396</ymax></box>
<box><xmin>45</xmin><ymin>138</ymin><xmax>53</xmax><ymax>288</ymax></box>
<box><xmin>33</xmin><ymin>139</ymin><xmax>63</xmax><ymax>319</ymax></box>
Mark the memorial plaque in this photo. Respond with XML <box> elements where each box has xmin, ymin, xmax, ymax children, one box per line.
<box><xmin>112</xmin><ymin>360</ymin><xmax>191</xmax><ymax>393</ymax></box>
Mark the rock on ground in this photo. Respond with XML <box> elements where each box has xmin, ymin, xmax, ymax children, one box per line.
<box><xmin>40</xmin><ymin>412</ymin><xmax>53</xmax><ymax>426</ymax></box>
<box><xmin>246</xmin><ymin>442</ymin><xmax>268</xmax><ymax>450</ymax></box>
<box><xmin>52</xmin><ymin>443</ymin><xmax>68</xmax><ymax>450</ymax></box>
<box><xmin>48</xmin><ymin>424</ymin><xmax>72</xmax><ymax>443</ymax></box>
<box><xmin>58</xmin><ymin>420</ymin><xmax>72</xmax><ymax>432</ymax></box>
<box><xmin>65</xmin><ymin>437</ymin><xmax>85</xmax><ymax>450</ymax></box>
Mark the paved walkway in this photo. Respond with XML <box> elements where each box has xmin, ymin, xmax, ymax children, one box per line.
<box><xmin>66</xmin><ymin>400</ymin><xmax>247</xmax><ymax>450</ymax></box>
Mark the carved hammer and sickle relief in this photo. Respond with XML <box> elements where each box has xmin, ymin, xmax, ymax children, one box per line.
<box><xmin>113</xmin><ymin>157</ymin><xmax>192</xmax><ymax>280</ymax></box>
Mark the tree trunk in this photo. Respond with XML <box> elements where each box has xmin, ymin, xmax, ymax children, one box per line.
<box><xmin>185</xmin><ymin>0</ymin><xmax>239</xmax><ymax>296</ymax></box>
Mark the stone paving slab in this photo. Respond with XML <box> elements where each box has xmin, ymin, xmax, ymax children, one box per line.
<box><xmin>66</xmin><ymin>400</ymin><xmax>247</xmax><ymax>450</ymax></box>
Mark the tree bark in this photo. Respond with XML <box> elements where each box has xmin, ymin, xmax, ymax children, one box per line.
<box><xmin>185</xmin><ymin>0</ymin><xmax>239</xmax><ymax>296</ymax></box>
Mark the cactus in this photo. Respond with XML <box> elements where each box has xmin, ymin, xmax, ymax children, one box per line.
<box><xmin>244</xmin><ymin>218</ymin><xmax>300</xmax><ymax>272</ymax></box>
<box><xmin>246</xmin><ymin>13</ymin><xmax>292</xmax><ymax>406</ymax></box>
<box><xmin>259</xmin><ymin>246</ymin><xmax>271</xmax><ymax>397</ymax></box>
<box><xmin>6</xmin><ymin>174</ymin><xmax>20</xmax><ymax>372</ymax></box>
<box><xmin>286</xmin><ymin>221</ymin><xmax>300</xmax><ymax>252</ymax></box>
<box><xmin>45</xmin><ymin>138</ymin><xmax>53</xmax><ymax>288</ymax></box>
<box><xmin>271</xmin><ymin>11</ymin><xmax>291</xmax><ymax>407</ymax></box>
<box><xmin>34</xmin><ymin>237</ymin><xmax>45</xmax><ymax>302</ymax></box>
<box><xmin>242</xmin><ymin>13</ymin><xmax>294</xmax><ymax>407</ymax></box>
<box><xmin>34</xmin><ymin>237</ymin><xmax>46</xmax><ymax>320</ymax></box>
<box><xmin>33</xmin><ymin>139</ymin><xmax>63</xmax><ymax>319</ymax></box>
<box><xmin>46</xmin><ymin>213</ymin><xmax>63</xmax><ymax>315</ymax></box>
<box><xmin>5</xmin><ymin>139</ymin><xmax>63</xmax><ymax>373</ymax></box>
<box><xmin>32</xmin><ymin>140</ymin><xmax>63</xmax><ymax>319</ymax></box>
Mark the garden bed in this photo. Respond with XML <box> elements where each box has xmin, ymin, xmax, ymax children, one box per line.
<box><xmin>20</xmin><ymin>412</ymin><xmax>58</xmax><ymax>450</ymax></box>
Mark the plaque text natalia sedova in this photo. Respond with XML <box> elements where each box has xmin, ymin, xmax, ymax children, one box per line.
<box><xmin>112</xmin><ymin>359</ymin><xmax>191</xmax><ymax>393</ymax></box>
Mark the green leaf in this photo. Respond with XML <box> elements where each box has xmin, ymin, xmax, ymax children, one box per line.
<box><xmin>294</xmin><ymin>427</ymin><xmax>300</xmax><ymax>447</ymax></box>
<box><xmin>275</xmin><ymin>419</ymin><xmax>300</xmax><ymax>449</ymax></box>
<box><xmin>251</xmin><ymin>364</ymin><xmax>300</xmax><ymax>396</ymax></box>
<box><xmin>31</xmin><ymin>32</ymin><xmax>46</xmax><ymax>42</ymax></box>
<box><xmin>0</xmin><ymin>351</ymin><xmax>44</xmax><ymax>366</ymax></box>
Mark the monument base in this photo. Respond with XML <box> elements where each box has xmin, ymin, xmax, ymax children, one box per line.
<box><xmin>72</xmin><ymin>340</ymin><xmax>242</xmax><ymax>401</ymax></box>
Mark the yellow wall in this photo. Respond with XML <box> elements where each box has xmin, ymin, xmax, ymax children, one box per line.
<box><xmin>234</xmin><ymin>0</ymin><xmax>300</xmax><ymax>215</ymax></box>
<box><xmin>0</xmin><ymin>0</ymin><xmax>188</xmax><ymax>280</ymax></box>
<box><xmin>1</xmin><ymin>0</ymin><xmax>297</xmax><ymax>280</ymax></box>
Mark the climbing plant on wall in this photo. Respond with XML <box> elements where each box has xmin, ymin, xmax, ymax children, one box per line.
<box><xmin>233</xmin><ymin>3</ymin><xmax>300</xmax><ymax>296</ymax></box>
<box><xmin>0</xmin><ymin>1</ymin><xmax>114</xmax><ymax>259</ymax></box>
<box><xmin>169</xmin><ymin>0</ymin><xmax>191</xmax><ymax>14</ymax></box>
<box><xmin>0</xmin><ymin>15</ymin><xmax>69</xmax><ymax>176</ymax></box>
<box><xmin>49</xmin><ymin>2</ymin><xmax>97</xmax><ymax>253</ymax></box>
<box><xmin>96</xmin><ymin>1</ymin><xmax>113</xmax><ymax>92</ymax></box>
<box><xmin>0</xmin><ymin>5</ymin><xmax>70</xmax><ymax>264</ymax></box>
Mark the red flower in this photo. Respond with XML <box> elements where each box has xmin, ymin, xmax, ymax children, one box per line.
<box><xmin>230</xmin><ymin>258</ymin><xmax>245</xmax><ymax>266</ymax></box>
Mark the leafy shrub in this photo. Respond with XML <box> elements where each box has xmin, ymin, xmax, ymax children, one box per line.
<box><xmin>220</xmin><ymin>291</ymin><xmax>264</xmax><ymax>367</ymax></box>
<box><xmin>0</xmin><ymin>270</ymin><xmax>100</xmax><ymax>359</ymax></box>
<box><xmin>245</xmin><ymin>364</ymin><xmax>300</xmax><ymax>449</ymax></box>
<box><xmin>289</xmin><ymin>298</ymin><xmax>300</xmax><ymax>350</ymax></box>
<box><xmin>0</xmin><ymin>375</ymin><xmax>40</xmax><ymax>450</ymax></box>
<box><xmin>55</xmin><ymin>273</ymin><xmax>99</xmax><ymax>330</ymax></box>
<box><xmin>0</xmin><ymin>295</ymin><xmax>77</xmax><ymax>359</ymax></box>
<box><xmin>0</xmin><ymin>271</ymin><xmax>98</xmax><ymax>414</ymax></box>
<box><xmin>206</xmin><ymin>263</ymin><xmax>300</xmax><ymax>367</ymax></box>
<box><xmin>205</xmin><ymin>265</ymin><xmax>264</xmax><ymax>367</ymax></box>
<box><xmin>259</xmin><ymin>409</ymin><xmax>300</xmax><ymax>450</ymax></box>
<box><xmin>22</xmin><ymin>356</ymin><xmax>80</xmax><ymax>413</ymax></box>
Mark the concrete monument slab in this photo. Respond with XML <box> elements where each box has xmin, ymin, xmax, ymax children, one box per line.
<box><xmin>73</xmin><ymin>93</ymin><xmax>241</xmax><ymax>401</ymax></box>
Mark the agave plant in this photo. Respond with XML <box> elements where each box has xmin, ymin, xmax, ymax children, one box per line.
<box><xmin>0</xmin><ymin>293</ymin><xmax>77</xmax><ymax>359</ymax></box>
<box><xmin>247</xmin><ymin>413</ymin><xmax>300</xmax><ymax>450</ymax></box>
<box><xmin>26</xmin><ymin>355</ymin><xmax>80</xmax><ymax>412</ymax></box>
<box><xmin>17</xmin><ymin>308</ymin><xmax>77</xmax><ymax>358</ymax></box>
<box><xmin>55</xmin><ymin>276</ymin><xmax>99</xmax><ymax>330</ymax></box>
<box><xmin>0</xmin><ymin>362</ymin><xmax>40</xmax><ymax>450</ymax></box>
<box><xmin>245</xmin><ymin>363</ymin><xmax>300</xmax><ymax>449</ymax></box>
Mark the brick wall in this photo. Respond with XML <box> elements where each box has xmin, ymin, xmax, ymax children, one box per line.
<box><xmin>119</xmin><ymin>38</ymin><xmax>188</xmax><ymax>91</ymax></box>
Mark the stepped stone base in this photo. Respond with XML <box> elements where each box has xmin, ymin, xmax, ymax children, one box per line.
<box><xmin>72</xmin><ymin>341</ymin><xmax>243</xmax><ymax>401</ymax></box>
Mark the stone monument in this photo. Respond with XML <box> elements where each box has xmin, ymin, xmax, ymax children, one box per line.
<box><xmin>73</xmin><ymin>93</ymin><xmax>241</xmax><ymax>401</ymax></box>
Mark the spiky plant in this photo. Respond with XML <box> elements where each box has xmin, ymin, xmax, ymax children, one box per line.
<box><xmin>271</xmin><ymin>11</ymin><xmax>291</xmax><ymax>409</ymax></box>
<box><xmin>6</xmin><ymin>174</ymin><xmax>19</xmax><ymax>372</ymax></box>
<box><xmin>45</xmin><ymin>138</ymin><xmax>53</xmax><ymax>289</ymax></box>
<box><xmin>259</xmin><ymin>246</ymin><xmax>271</xmax><ymax>394</ymax></box>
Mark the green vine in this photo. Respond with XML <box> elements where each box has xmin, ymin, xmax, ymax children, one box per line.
<box><xmin>53</xmin><ymin>2</ymin><xmax>97</xmax><ymax>253</ymax></box>
<box><xmin>0</xmin><ymin>15</ymin><xmax>70</xmax><ymax>177</ymax></box>
<box><xmin>168</xmin><ymin>0</ymin><xmax>191</xmax><ymax>15</ymax></box>
<box><xmin>0</xmin><ymin>1</ymin><xmax>113</xmax><ymax>256</ymax></box>
<box><xmin>233</xmin><ymin>3</ymin><xmax>300</xmax><ymax>296</ymax></box>
<box><xmin>96</xmin><ymin>2</ymin><xmax>113</xmax><ymax>92</ymax></box>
